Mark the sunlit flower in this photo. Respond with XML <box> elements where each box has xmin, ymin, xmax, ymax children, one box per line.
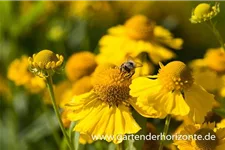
<box><xmin>190</xmin><ymin>3</ymin><xmax>220</xmax><ymax>24</ymax></box>
<box><xmin>97</xmin><ymin>15</ymin><xmax>183</xmax><ymax>66</ymax></box>
<box><xmin>65</xmin><ymin>64</ymin><xmax>141</xmax><ymax>144</ymax></box>
<box><xmin>7</xmin><ymin>55</ymin><xmax>45</xmax><ymax>93</ymax></box>
<box><xmin>189</xmin><ymin>47</ymin><xmax>225</xmax><ymax>97</ymax></box>
<box><xmin>65</xmin><ymin>52</ymin><xmax>97</xmax><ymax>82</ymax></box>
<box><xmin>130</xmin><ymin>61</ymin><xmax>214</xmax><ymax>123</ymax></box>
<box><xmin>174</xmin><ymin>123</ymin><xmax>225</xmax><ymax>150</ymax></box>
<box><xmin>28</xmin><ymin>50</ymin><xmax>64</xmax><ymax>78</ymax></box>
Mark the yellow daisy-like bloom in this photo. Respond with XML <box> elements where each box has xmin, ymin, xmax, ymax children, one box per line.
<box><xmin>28</xmin><ymin>50</ymin><xmax>64</xmax><ymax>78</ymax></box>
<box><xmin>7</xmin><ymin>55</ymin><xmax>45</xmax><ymax>93</ymax></box>
<box><xmin>174</xmin><ymin>123</ymin><xmax>225</xmax><ymax>150</ymax></box>
<box><xmin>65</xmin><ymin>64</ymin><xmax>141</xmax><ymax>144</ymax></box>
<box><xmin>97</xmin><ymin>15</ymin><xmax>183</xmax><ymax>66</ymax></box>
<box><xmin>190</xmin><ymin>3</ymin><xmax>220</xmax><ymax>24</ymax></box>
<box><xmin>65</xmin><ymin>52</ymin><xmax>97</xmax><ymax>82</ymax></box>
<box><xmin>189</xmin><ymin>47</ymin><xmax>225</xmax><ymax>97</ymax></box>
<box><xmin>130</xmin><ymin>61</ymin><xmax>214</xmax><ymax>123</ymax></box>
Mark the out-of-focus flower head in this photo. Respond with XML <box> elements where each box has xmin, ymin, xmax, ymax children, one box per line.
<box><xmin>189</xmin><ymin>47</ymin><xmax>225</xmax><ymax>97</ymax></box>
<box><xmin>130</xmin><ymin>61</ymin><xmax>214</xmax><ymax>123</ymax></box>
<box><xmin>44</xmin><ymin>81</ymin><xmax>71</xmax><ymax>106</ymax></box>
<box><xmin>59</xmin><ymin>76</ymin><xmax>93</xmax><ymax>108</ymax></box>
<box><xmin>28</xmin><ymin>50</ymin><xmax>64</xmax><ymax>78</ymax></box>
<box><xmin>174</xmin><ymin>123</ymin><xmax>225</xmax><ymax>150</ymax></box>
<box><xmin>97</xmin><ymin>15</ymin><xmax>183</xmax><ymax>67</ymax></box>
<box><xmin>0</xmin><ymin>75</ymin><xmax>11</xmax><ymax>100</ymax></box>
<box><xmin>68</xmin><ymin>1</ymin><xmax>116</xmax><ymax>26</ymax></box>
<box><xmin>47</xmin><ymin>25</ymin><xmax>65</xmax><ymax>42</ymax></box>
<box><xmin>190</xmin><ymin>2</ymin><xmax>220</xmax><ymax>24</ymax></box>
<box><xmin>7</xmin><ymin>55</ymin><xmax>45</xmax><ymax>94</ymax></box>
<box><xmin>65</xmin><ymin>51</ymin><xmax>97</xmax><ymax>82</ymax></box>
<box><xmin>65</xmin><ymin>64</ymin><xmax>144</xmax><ymax>144</ymax></box>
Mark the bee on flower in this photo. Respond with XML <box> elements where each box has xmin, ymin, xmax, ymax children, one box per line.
<box><xmin>64</xmin><ymin>61</ymin><xmax>154</xmax><ymax>143</ymax></box>
<box><xmin>129</xmin><ymin>61</ymin><xmax>215</xmax><ymax>123</ymax></box>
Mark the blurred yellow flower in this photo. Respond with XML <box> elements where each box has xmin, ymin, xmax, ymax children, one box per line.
<box><xmin>174</xmin><ymin>123</ymin><xmax>225</xmax><ymax>150</ymax></box>
<box><xmin>130</xmin><ymin>61</ymin><xmax>214</xmax><ymax>123</ymax></box>
<box><xmin>47</xmin><ymin>25</ymin><xmax>65</xmax><ymax>41</ymax></box>
<box><xmin>97</xmin><ymin>15</ymin><xmax>183</xmax><ymax>66</ymax></box>
<box><xmin>65</xmin><ymin>64</ymin><xmax>141</xmax><ymax>144</ymax></box>
<box><xmin>28</xmin><ymin>50</ymin><xmax>64</xmax><ymax>78</ymax></box>
<box><xmin>7</xmin><ymin>55</ymin><xmax>45</xmax><ymax>93</ymax></box>
<box><xmin>68</xmin><ymin>1</ymin><xmax>116</xmax><ymax>26</ymax></box>
<box><xmin>190</xmin><ymin>3</ymin><xmax>220</xmax><ymax>24</ymax></box>
<box><xmin>59</xmin><ymin>76</ymin><xmax>93</xmax><ymax>108</ymax></box>
<box><xmin>189</xmin><ymin>47</ymin><xmax>225</xmax><ymax>97</ymax></box>
<box><xmin>65</xmin><ymin>51</ymin><xmax>97</xmax><ymax>82</ymax></box>
<box><xmin>0</xmin><ymin>75</ymin><xmax>11</xmax><ymax>100</ymax></box>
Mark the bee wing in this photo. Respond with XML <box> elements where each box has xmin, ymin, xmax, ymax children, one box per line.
<box><xmin>126</xmin><ymin>56</ymin><xmax>143</xmax><ymax>68</ymax></box>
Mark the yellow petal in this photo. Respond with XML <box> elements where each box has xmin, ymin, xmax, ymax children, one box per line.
<box><xmin>184</xmin><ymin>83</ymin><xmax>214</xmax><ymax>123</ymax></box>
<box><xmin>163</xmin><ymin>91</ymin><xmax>190</xmax><ymax>116</ymax></box>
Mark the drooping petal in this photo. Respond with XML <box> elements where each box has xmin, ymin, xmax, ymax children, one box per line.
<box><xmin>184</xmin><ymin>83</ymin><xmax>214</xmax><ymax>123</ymax></box>
<box><xmin>162</xmin><ymin>91</ymin><xmax>190</xmax><ymax>116</ymax></box>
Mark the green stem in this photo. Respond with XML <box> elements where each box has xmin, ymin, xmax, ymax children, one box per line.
<box><xmin>40</xmin><ymin>99</ymin><xmax>61</xmax><ymax>147</ymax></box>
<box><xmin>208</xmin><ymin>20</ymin><xmax>225</xmax><ymax>51</ymax></box>
<box><xmin>46</xmin><ymin>76</ymin><xmax>73</xmax><ymax>150</ymax></box>
<box><xmin>116</xmin><ymin>142</ymin><xmax>123</xmax><ymax>150</ymax></box>
<box><xmin>159</xmin><ymin>115</ymin><xmax>171</xmax><ymax>150</ymax></box>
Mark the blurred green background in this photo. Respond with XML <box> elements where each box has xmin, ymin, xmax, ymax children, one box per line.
<box><xmin>0</xmin><ymin>1</ymin><xmax>225</xmax><ymax>150</ymax></box>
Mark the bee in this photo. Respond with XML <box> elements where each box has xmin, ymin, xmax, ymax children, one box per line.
<box><xmin>120</xmin><ymin>57</ymin><xmax>142</xmax><ymax>78</ymax></box>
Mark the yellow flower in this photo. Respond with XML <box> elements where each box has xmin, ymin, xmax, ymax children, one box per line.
<box><xmin>189</xmin><ymin>47</ymin><xmax>225</xmax><ymax>97</ymax></box>
<box><xmin>217</xmin><ymin>119</ymin><xmax>225</xmax><ymax>129</ymax></box>
<box><xmin>65</xmin><ymin>52</ymin><xmax>97</xmax><ymax>82</ymax></box>
<box><xmin>7</xmin><ymin>55</ymin><xmax>45</xmax><ymax>93</ymax></box>
<box><xmin>65</xmin><ymin>64</ymin><xmax>141</xmax><ymax>144</ymax></box>
<box><xmin>59</xmin><ymin>76</ymin><xmax>93</xmax><ymax>108</ymax></box>
<box><xmin>28</xmin><ymin>50</ymin><xmax>64</xmax><ymax>78</ymax></box>
<box><xmin>130</xmin><ymin>61</ymin><xmax>214</xmax><ymax>123</ymax></box>
<box><xmin>47</xmin><ymin>25</ymin><xmax>65</xmax><ymax>41</ymax></box>
<box><xmin>97</xmin><ymin>15</ymin><xmax>183</xmax><ymax>66</ymax></box>
<box><xmin>190</xmin><ymin>3</ymin><xmax>220</xmax><ymax>24</ymax></box>
<box><xmin>174</xmin><ymin>123</ymin><xmax>225</xmax><ymax>150</ymax></box>
<box><xmin>68</xmin><ymin>1</ymin><xmax>116</xmax><ymax>26</ymax></box>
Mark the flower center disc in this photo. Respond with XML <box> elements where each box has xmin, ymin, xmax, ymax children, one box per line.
<box><xmin>194</xmin><ymin>128</ymin><xmax>218</xmax><ymax>150</ymax></box>
<box><xmin>92</xmin><ymin>67</ymin><xmax>131</xmax><ymax>106</ymax></box>
<box><xmin>158</xmin><ymin>61</ymin><xmax>194</xmax><ymax>91</ymax></box>
<box><xmin>125</xmin><ymin>15</ymin><xmax>155</xmax><ymax>41</ymax></box>
<box><xmin>34</xmin><ymin>50</ymin><xmax>58</xmax><ymax>65</ymax></box>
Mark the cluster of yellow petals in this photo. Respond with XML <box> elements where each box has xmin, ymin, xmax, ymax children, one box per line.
<box><xmin>7</xmin><ymin>55</ymin><xmax>45</xmax><ymax>93</ymax></box>
<box><xmin>28</xmin><ymin>50</ymin><xmax>64</xmax><ymax>78</ymax></box>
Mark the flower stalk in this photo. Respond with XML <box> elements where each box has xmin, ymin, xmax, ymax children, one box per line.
<box><xmin>159</xmin><ymin>115</ymin><xmax>171</xmax><ymax>150</ymax></box>
<box><xmin>207</xmin><ymin>20</ymin><xmax>225</xmax><ymax>51</ymax></box>
<box><xmin>46</xmin><ymin>76</ymin><xmax>74</xmax><ymax>150</ymax></box>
